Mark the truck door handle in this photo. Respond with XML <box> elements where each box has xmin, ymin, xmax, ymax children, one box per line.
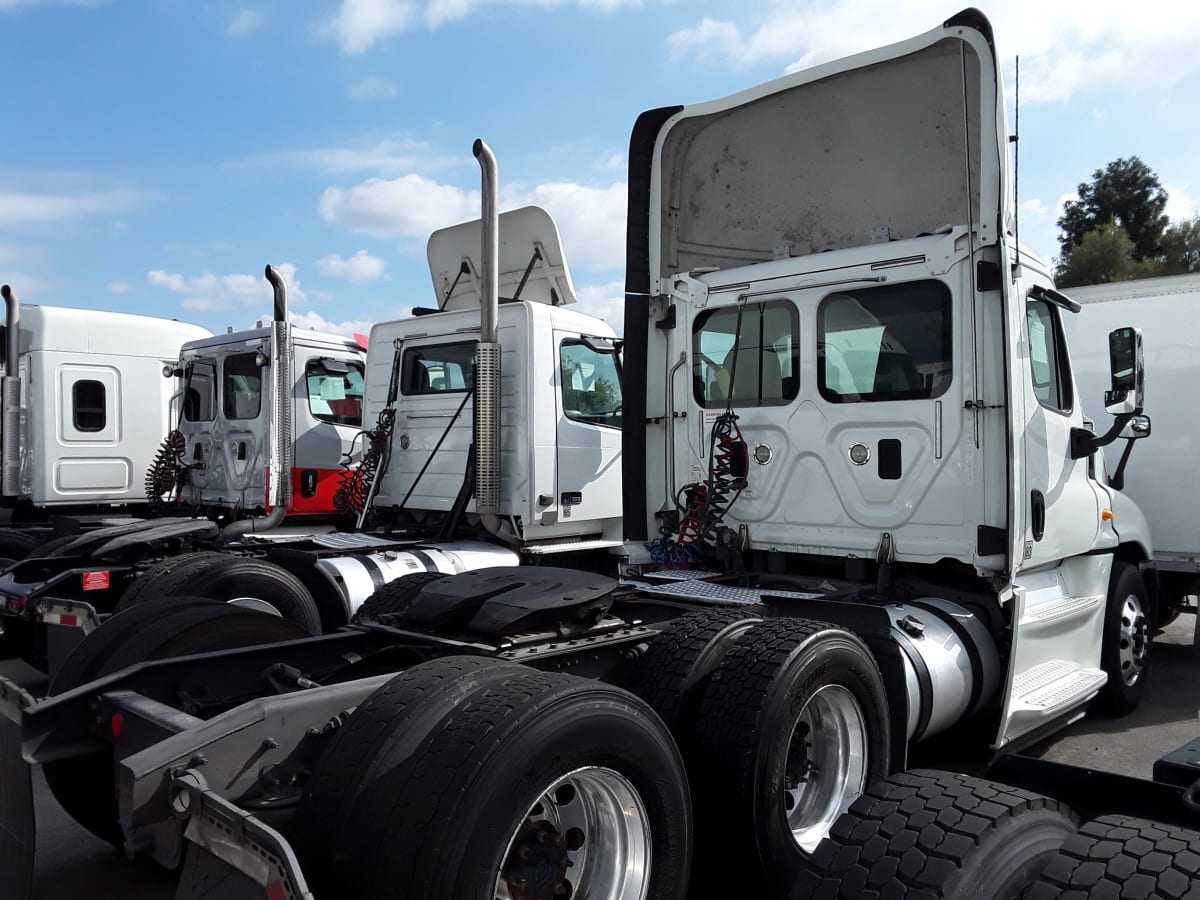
<box><xmin>1031</xmin><ymin>490</ymin><xmax>1045</xmax><ymax>542</ymax></box>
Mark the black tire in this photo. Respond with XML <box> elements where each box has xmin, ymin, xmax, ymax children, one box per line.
<box><xmin>291</xmin><ymin>655</ymin><xmax>527</xmax><ymax>894</ymax></box>
<box><xmin>627</xmin><ymin>606</ymin><xmax>765</xmax><ymax>754</ymax></box>
<box><xmin>0</xmin><ymin>528</ymin><xmax>42</xmax><ymax>564</ymax></box>
<box><xmin>116</xmin><ymin>552</ymin><xmax>233</xmax><ymax>609</ymax></box>
<box><xmin>691</xmin><ymin>617</ymin><xmax>891</xmax><ymax>896</ymax></box>
<box><xmin>1028</xmin><ymin>814</ymin><xmax>1200</xmax><ymax>900</ymax></box>
<box><xmin>350</xmin><ymin>571</ymin><xmax>449</xmax><ymax>624</ymax></box>
<box><xmin>118</xmin><ymin>552</ymin><xmax>321</xmax><ymax>635</ymax></box>
<box><xmin>796</xmin><ymin>770</ymin><xmax>1077</xmax><ymax>899</ymax></box>
<box><xmin>334</xmin><ymin>668</ymin><xmax>692</xmax><ymax>900</ymax></box>
<box><xmin>44</xmin><ymin>600</ymin><xmax>307</xmax><ymax>847</ymax></box>
<box><xmin>1096</xmin><ymin>563</ymin><xmax>1151</xmax><ymax>715</ymax></box>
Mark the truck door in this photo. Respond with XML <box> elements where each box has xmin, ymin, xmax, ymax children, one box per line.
<box><xmin>555</xmin><ymin>336</ymin><xmax>622</xmax><ymax>526</ymax></box>
<box><xmin>291</xmin><ymin>350</ymin><xmax>366</xmax><ymax>514</ymax></box>
<box><xmin>997</xmin><ymin>285</ymin><xmax>1109</xmax><ymax>747</ymax></box>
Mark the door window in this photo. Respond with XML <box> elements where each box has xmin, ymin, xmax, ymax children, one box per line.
<box><xmin>1026</xmin><ymin>298</ymin><xmax>1073</xmax><ymax>413</ymax></box>
<box><xmin>402</xmin><ymin>342</ymin><xmax>475</xmax><ymax>394</ymax></box>
<box><xmin>223</xmin><ymin>352</ymin><xmax>263</xmax><ymax>420</ymax></box>
<box><xmin>818</xmin><ymin>282</ymin><xmax>952</xmax><ymax>403</ymax></box>
<box><xmin>306</xmin><ymin>359</ymin><xmax>365</xmax><ymax>426</ymax></box>
<box><xmin>72</xmin><ymin>380</ymin><xmax>106</xmax><ymax>432</ymax></box>
<box><xmin>692</xmin><ymin>300</ymin><xmax>798</xmax><ymax>408</ymax></box>
<box><xmin>560</xmin><ymin>340</ymin><xmax>622</xmax><ymax>428</ymax></box>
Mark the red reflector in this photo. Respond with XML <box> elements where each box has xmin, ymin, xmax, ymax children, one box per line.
<box><xmin>110</xmin><ymin>713</ymin><xmax>124</xmax><ymax>739</ymax></box>
<box><xmin>59</xmin><ymin>614</ymin><xmax>78</xmax><ymax>627</ymax></box>
<box><xmin>266</xmin><ymin>881</ymin><xmax>287</xmax><ymax>900</ymax></box>
<box><xmin>6</xmin><ymin>595</ymin><xmax>26</xmax><ymax>611</ymax></box>
<box><xmin>82</xmin><ymin>570</ymin><xmax>111</xmax><ymax>591</ymax></box>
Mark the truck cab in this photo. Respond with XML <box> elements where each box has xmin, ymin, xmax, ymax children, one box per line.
<box><xmin>168</xmin><ymin>326</ymin><xmax>366</xmax><ymax>519</ymax></box>
<box><xmin>621</xmin><ymin>9</ymin><xmax>1153</xmax><ymax>749</ymax></box>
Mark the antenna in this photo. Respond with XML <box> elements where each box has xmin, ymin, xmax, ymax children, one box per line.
<box><xmin>1010</xmin><ymin>56</ymin><xmax>1020</xmax><ymax>262</ymax></box>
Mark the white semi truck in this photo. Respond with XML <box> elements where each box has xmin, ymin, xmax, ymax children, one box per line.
<box><xmin>1063</xmin><ymin>273</ymin><xmax>1200</xmax><ymax>633</ymax></box>
<box><xmin>0</xmin><ymin>287</ymin><xmax>212</xmax><ymax>563</ymax></box>
<box><xmin>1</xmin><ymin>12</ymin><xmax>1197</xmax><ymax>900</ymax></box>
<box><xmin>0</xmin><ymin>199</ymin><xmax>623</xmax><ymax>672</ymax></box>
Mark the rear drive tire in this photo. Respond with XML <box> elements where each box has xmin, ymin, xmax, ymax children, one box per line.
<box><xmin>1096</xmin><ymin>563</ymin><xmax>1151</xmax><ymax>715</ymax></box>
<box><xmin>291</xmin><ymin>655</ymin><xmax>526</xmax><ymax>895</ymax></box>
<box><xmin>1027</xmin><ymin>814</ymin><xmax>1200</xmax><ymax>899</ymax></box>
<box><xmin>0</xmin><ymin>528</ymin><xmax>42</xmax><ymax>566</ymax></box>
<box><xmin>44</xmin><ymin>600</ymin><xmax>307</xmax><ymax>847</ymax></box>
<box><xmin>627</xmin><ymin>606</ymin><xmax>765</xmax><ymax>756</ymax></box>
<box><xmin>350</xmin><ymin>571</ymin><xmax>449</xmax><ymax>624</ymax></box>
<box><xmin>796</xmin><ymin>769</ymin><xmax>1078</xmax><ymax>899</ymax></box>
<box><xmin>691</xmin><ymin>617</ymin><xmax>891</xmax><ymax>895</ymax></box>
<box><xmin>118</xmin><ymin>552</ymin><xmax>322</xmax><ymax>635</ymax></box>
<box><xmin>332</xmin><ymin>668</ymin><xmax>692</xmax><ymax>900</ymax></box>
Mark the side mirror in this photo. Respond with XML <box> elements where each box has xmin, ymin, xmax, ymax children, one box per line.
<box><xmin>1104</xmin><ymin>326</ymin><xmax>1143</xmax><ymax>415</ymax></box>
<box><xmin>1119</xmin><ymin>414</ymin><xmax>1151</xmax><ymax>440</ymax></box>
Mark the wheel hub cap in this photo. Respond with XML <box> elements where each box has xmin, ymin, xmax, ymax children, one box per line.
<box><xmin>1117</xmin><ymin>594</ymin><xmax>1149</xmax><ymax>686</ymax></box>
<box><xmin>496</xmin><ymin>768</ymin><xmax>650</xmax><ymax>900</ymax></box>
<box><xmin>784</xmin><ymin>683</ymin><xmax>868</xmax><ymax>854</ymax></box>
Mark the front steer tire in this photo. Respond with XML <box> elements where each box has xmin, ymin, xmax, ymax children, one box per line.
<box><xmin>1095</xmin><ymin>562</ymin><xmax>1152</xmax><ymax>716</ymax></box>
<box><xmin>326</xmin><ymin>667</ymin><xmax>692</xmax><ymax>900</ymax></box>
<box><xmin>691</xmin><ymin>616</ymin><xmax>891</xmax><ymax>896</ymax></box>
<box><xmin>795</xmin><ymin>769</ymin><xmax>1078</xmax><ymax>900</ymax></box>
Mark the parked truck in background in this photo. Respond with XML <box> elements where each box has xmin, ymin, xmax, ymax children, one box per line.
<box><xmin>0</xmin><ymin>201</ymin><xmax>623</xmax><ymax>672</ymax></box>
<box><xmin>2</xmin><ymin>12</ymin><xmax>1198</xmax><ymax>900</ymax></box>
<box><xmin>1063</xmin><ymin>272</ymin><xmax>1200</xmax><ymax>632</ymax></box>
<box><xmin>0</xmin><ymin>286</ymin><xmax>211</xmax><ymax>563</ymax></box>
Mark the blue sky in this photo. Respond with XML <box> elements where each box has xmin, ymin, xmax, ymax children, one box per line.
<box><xmin>4</xmin><ymin>0</ymin><xmax>1198</xmax><ymax>338</ymax></box>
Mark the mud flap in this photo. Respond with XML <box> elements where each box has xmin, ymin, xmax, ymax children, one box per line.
<box><xmin>0</xmin><ymin>692</ymin><xmax>35</xmax><ymax>900</ymax></box>
<box><xmin>175</xmin><ymin>771</ymin><xmax>313</xmax><ymax>900</ymax></box>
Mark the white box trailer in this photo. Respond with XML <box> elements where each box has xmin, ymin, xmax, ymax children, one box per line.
<box><xmin>1064</xmin><ymin>273</ymin><xmax>1200</xmax><ymax>625</ymax></box>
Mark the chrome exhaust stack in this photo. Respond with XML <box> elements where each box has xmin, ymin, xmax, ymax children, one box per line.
<box><xmin>220</xmin><ymin>265</ymin><xmax>292</xmax><ymax>542</ymax></box>
<box><xmin>1</xmin><ymin>284</ymin><xmax>21</xmax><ymax>499</ymax></box>
<box><xmin>473</xmin><ymin>139</ymin><xmax>502</xmax><ymax>535</ymax></box>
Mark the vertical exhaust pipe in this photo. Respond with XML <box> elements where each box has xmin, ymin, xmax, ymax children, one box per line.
<box><xmin>472</xmin><ymin>139</ymin><xmax>502</xmax><ymax>534</ymax></box>
<box><xmin>1</xmin><ymin>284</ymin><xmax>21</xmax><ymax>498</ymax></box>
<box><xmin>220</xmin><ymin>265</ymin><xmax>293</xmax><ymax>542</ymax></box>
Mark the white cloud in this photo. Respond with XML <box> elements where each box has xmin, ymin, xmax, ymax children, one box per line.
<box><xmin>231</xmin><ymin>136</ymin><xmax>452</xmax><ymax>177</ymax></box>
<box><xmin>1165</xmin><ymin>183</ymin><xmax>1197</xmax><ymax>223</ymax></box>
<box><xmin>0</xmin><ymin>188</ymin><xmax>144</xmax><ymax>229</ymax></box>
<box><xmin>573</xmin><ymin>279</ymin><xmax>625</xmax><ymax>330</ymax></box>
<box><xmin>148</xmin><ymin>263</ymin><xmax>309</xmax><ymax>312</ymax></box>
<box><xmin>318</xmin><ymin>173</ymin><xmax>625</xmax><ymax>270</ymax></box>
<box><xmin>226</xmin><ymin>8</ymin><xmax>263</xmax><ymax>38</ymax></box>
<box><xmin>319</xmin><ymin>174</ymin><xmax>479</xmax><ymax>240</ymax></box>
<box><xmin>664</xmin><ymin>1</ymin><xmax>1200</xmax><ymax>104</ymax></box>
<box><xmin>315</xmin><ymin>249</ymin><xmax>387</xmax><ymax>283</ymax></box>
<box><xmin>347</xmin><ymin>76</ymin><xmax>399</xmax><ymax>101</ymax></box>
<box><xmin>318</xmin><ymin>0</ymin><xmax>639</xmax><ymax>53</ymax></box>
<box><xmin>1020</xmin><ymin>198</ymin><xmax>1049</xmax><ymax>219</ymax></box>
<box><xmin>260</xmin><ymin>309</ymin><xmax>379</xmax><ymax>338</ymax></box>
<box><xmin>106</xmin><ymin>280</ymin><xmax>131</xmax><ymax>294</ymax></box>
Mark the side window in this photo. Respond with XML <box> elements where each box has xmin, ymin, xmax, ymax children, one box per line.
<box><xmin>72</xmin><ymin>380</ymin><xmax>106</xmax><ymax>432</ymax></box>
<box><xmin>692</xmin><ymin>300</ymin><xmax>798</xmax><ymax>408</ymax></box>
<box><xmin>306</xmin><ymin>359</ymin><xmax>365</xmax><ymax>426</ymax></box>
<box><xmin>223</xmin><ymin>352</ymin><xmax>263</xmax><ymax>420</ymax></box>
<box><xmin>818</xmin><ymin>281</ymin><xmax>952</xmax><ymax>403</ymax></box>
<box><xmin>1026</xmin><ymin>298</ymin><xmax>1073</xmax><ymax>413</ymax></box>
<box><xmin>402</xmin><ymin>342</ymin><xmax>475</xmax><ymax>394</ymax></box>
<box><xmin>183</xmin><ymin>360</ymin><xmax>216</xmax><ymax>422</ymax></box>
<box><xmin>560</xmin><ymin>340</ymin><xmax>622</xmax><ymax>428</ymax></box>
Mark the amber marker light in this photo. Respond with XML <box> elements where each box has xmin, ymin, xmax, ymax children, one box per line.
<box><xmin>1101</xmin><ymin>509</ymin><xmax>1114</xmax><ymax>521</ymax></box>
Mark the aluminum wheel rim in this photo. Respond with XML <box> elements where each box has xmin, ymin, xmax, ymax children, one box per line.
<box><xmin>226</xmin><ymin>597</ymin><xmax>282</xmax><ymax>617</ymax></box>
<box><xmin>1117</xmin><ymin>593</ymin><xmax>1149</xmax><ymax>686</ymax></box>
<box><xmin>784</xmin><ymin>683</ymin><xmax>868</xmax><ymax>853</ymax></box>
<box><xmin>495</xmin><ymin>766</ymin><xmax>651</xmax><ymax>900</ymax></box>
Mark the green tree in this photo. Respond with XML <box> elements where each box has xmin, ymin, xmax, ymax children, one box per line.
<box><xmin>1057</xmin><ymin>157</ymin><xmax>1169</xmax><ymax>263</ymax></box>
<box><xmin>1155</xmin><ymin>216</ymin><xmax>1200</xmax><ymax>276</ymax></box>
<box><xmin>1055</xmin><ymin>223</ymin><xmax>1155</xmax><ymax>288</ymax></box>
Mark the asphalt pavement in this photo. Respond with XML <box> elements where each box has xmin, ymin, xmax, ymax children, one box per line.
<box><xmin>3</xmin><ymin>615</ymin><xmax>1197</xmax><ymax>900</ymax></box>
